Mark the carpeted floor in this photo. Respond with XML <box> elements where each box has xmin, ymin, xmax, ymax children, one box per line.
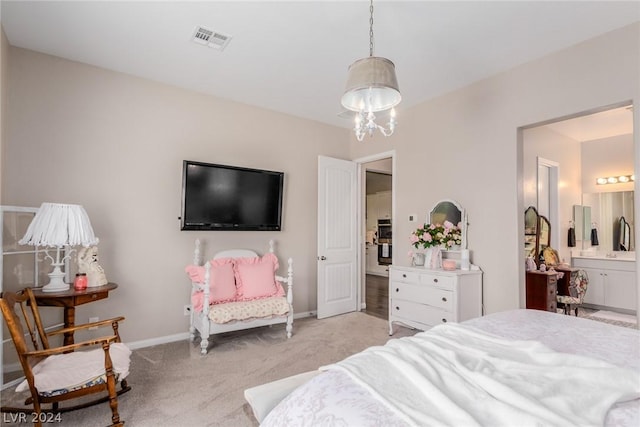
<box><xmin>2</xmin><ymin>309</ymin><xmax>636</xmax><ymax>426</ymax></box>
<box><xmin>1</xmin><ymin>312</ymin><xmax>416</xmax><ymax>426</ymax></box>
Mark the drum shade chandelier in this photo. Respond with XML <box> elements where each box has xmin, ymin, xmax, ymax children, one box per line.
<box><xmin>341</xmin><ymin>0</ymin><xmax>401</xmax><ymax>141</ymax></box>
<box><xmin>19</xmin><ymin>203</ymin><xmax>99</xmax><ymax>292</ymax></box>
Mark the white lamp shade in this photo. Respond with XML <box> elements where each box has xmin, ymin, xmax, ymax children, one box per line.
<box><xmin>341</xmin><ymin>57</ymin><xmax>401</xmax><ymax>113</ymax></box>
<box><xmin>19</xmin><ymin>203</ymin><xmax>99</xmax><ymax>248</ymax></box>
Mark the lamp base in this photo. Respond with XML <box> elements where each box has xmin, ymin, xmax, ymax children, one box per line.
<box><xmin>41</xmin><ymin>266</ymin><xmax>70</xmax><ymax>293</ymax></box>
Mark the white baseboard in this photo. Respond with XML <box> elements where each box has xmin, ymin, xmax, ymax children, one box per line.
<box><xmin>124</xmin><ymin>310</ymin><xmax>316</xmax><ymax>350</ymax></box>
<box><xmin>2</xmin><ymin>311</ymin><xmax>318</xmax><ymax>391</ymax></box>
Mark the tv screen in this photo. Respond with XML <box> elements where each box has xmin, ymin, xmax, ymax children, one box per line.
<box><xmin>181</xmin><ymin>160</ymin><xmax>284</xmax><ymax>231</ymax></box>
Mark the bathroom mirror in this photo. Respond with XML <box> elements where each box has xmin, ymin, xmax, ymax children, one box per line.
<box><xmin>573</xmin><ymin>205</ymin><xmax>591</xmax><ymax>241</ymax></box>
<box><xmin>538</xmin><ymin>215</ymin><xmax>551</xmax><ymax>253</ymax></box>
<box><xmin>618</xmin><ymin>216</ymin><xmax>631</xmax><ymax>251</ymax></box>
<box><xmin>582</xmin><ymin>191</ymin><xmax>634</xmax><ymax>251</ymax></box>
<box><xmin>429</xmin><ymin>199</ymin><xmax>467</xmax><ymax>249</ymax></box>
<box><xmin>524</xmin><ymin>206</ymin><xmax>539</xmax><ymax>257</ymax></box>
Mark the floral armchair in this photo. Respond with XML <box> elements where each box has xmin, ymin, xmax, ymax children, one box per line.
<box><xmin>557</xmin><ymin>269</ymin><xmax>589</xmax><ymax>316</ymax></box>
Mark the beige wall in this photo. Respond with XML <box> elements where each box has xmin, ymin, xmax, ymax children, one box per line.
<box><xmin>522</xmin><ymin>126</ymin><xmax>582</xmax><ymax>264</ymax></box>
<box><xmin>3</xmin><ymin>47</ymin><xmax>349</xmax><ymax>343</ymax></box>
<box><xmin>582</xmin><ymin>134</ymin><xmax>634</xmax><ymax>194</ymax></box>
<box><xmin>2</xmin><ymin>22</ymin><xmax>639</xmax><ymax>344</ymax></box>
<box><xmin>349</xmin><ymin>23</ymin><xmax>640</xmax><ymax>314</ymax></box>
<box><xmin>0</xmin><ymin>27</ymin><xmax>7</xmax><ymax>200</ymax></box>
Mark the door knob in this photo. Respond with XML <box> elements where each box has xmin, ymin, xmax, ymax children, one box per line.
<box><xmin>318</xmin><ymin>256</ymin><xmax>327</xmax><ymax>261</ymax></box>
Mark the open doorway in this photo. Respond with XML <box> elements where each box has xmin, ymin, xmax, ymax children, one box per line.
<box><xmin>362</xmin><ymin>159</ymin><xmax>392</xmax><ymax>320</ymax></box>
<box><xmin>520</xmin><ymin>102</ymin><xmax>636</xmax><ymax>321</ymax></box>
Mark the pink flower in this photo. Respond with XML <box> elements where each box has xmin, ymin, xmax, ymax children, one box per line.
<box><xmin>424</xmin><ymin>234</ymin><xmax>433</xmax><ymax>242</ymax></box>
<box><xmin>444</xmin><ymin>220</ymin><xmax>454</xmax><ymax>229</ymax></box>
<box><xmin>410</xmin><ymin>234</ymin><xmax>419</xmax><ymax>244</ymax></box>
<box><xmin>447</xmin><ymin>240</ymin><xmax>454</xmax><ymax>247</ymax></box>
<box><xmin>429</xmin><ymin>224</ymin><xmax>436</xmax><ymax>230</ymax></box>
<box><xmin>407</xmin><ymin>250</ymin><xmax>414</xmax><ymax>259</ymax></box>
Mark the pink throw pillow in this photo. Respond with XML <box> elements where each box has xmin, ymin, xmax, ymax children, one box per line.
<box><xmin>234</xmin><ymin>253</ymin><xmax>284</xmax><ymax>300</ymax></box>
<box><xmin>187</xmin><ymin>258</ymin><xmax>237</xmax><ymax>311</ymax></box>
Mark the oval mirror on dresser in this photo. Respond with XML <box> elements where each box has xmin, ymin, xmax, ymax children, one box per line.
<box><xmin>428</xmin><ymin>199</ymin><xmax>468</xmax><ymax>249</ymax></box>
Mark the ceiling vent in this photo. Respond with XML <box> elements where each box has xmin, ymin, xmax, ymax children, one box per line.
<box><xmin>192</xmin><ymin>26</ymin><xmax>232</xmax><ymax>51</ymax></box>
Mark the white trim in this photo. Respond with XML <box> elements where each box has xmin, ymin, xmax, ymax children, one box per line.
<box><xmin>1</xmin><ymin>311</ymin><xmax>318</xmax><ymax>392</ymax></box>
<box><xmin>536</xmin><ymin>157</ymin><xmax>560</xmax><ymax>250</ymax></box>
<box><xmin>124</xmin><ymin>311</ymin><xmax>316</xmax><ymax>351</ymax></box>
<box><xmin>353</xmin><ymin>150</ymin><xmax>396</xmax><ymax>312</ymax></box>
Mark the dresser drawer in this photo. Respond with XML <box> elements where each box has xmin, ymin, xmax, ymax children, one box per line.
<box><xmin>419</xmin><ymin>273</ymin><xmax>454</xmax><ymax>290</ymax></box>
<box><xmin>391</xmin><ymin>299</ymin><xmax>453</xmax><ymax>326</ymax></box>
<box><xmin>390</xmin><ymin>269</ymin><xmax>420</xmax><ymax>284</ymax></box>
<box><xmin>391</xmin><ymin>282</ymin><xmax>453</xmax><ymax>311</ymax></box>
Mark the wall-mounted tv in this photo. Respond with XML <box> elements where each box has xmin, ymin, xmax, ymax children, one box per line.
<box><xmin>181</xmin><ymin>160</ymin><xmax>284</xmax><ymax>231</ymax></box>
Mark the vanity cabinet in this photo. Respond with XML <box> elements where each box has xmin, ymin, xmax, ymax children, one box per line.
<box><xmin>388</xmin><ymin>266</ymin><xmax>482</xmax><ymax>334</ymax></box>
<box><xmin>572</xmin><ymin>258</ymin><xmax>636</xmax><ymax>311</ymax></box>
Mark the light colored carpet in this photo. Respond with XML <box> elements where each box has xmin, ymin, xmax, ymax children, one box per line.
<box><xmin>1</xmin><ymin>312</ymin><xmax>416</xmax><ymax>426</ymax></box>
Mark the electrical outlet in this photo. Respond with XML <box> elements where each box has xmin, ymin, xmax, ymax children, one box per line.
<box><xmin>183</xmin><ymin>305</ymin><xmax>191</xmax><ymax>316</ymax></box>
<box><xmin>409</xmin><ymin>213</ymin><xmax>418</xmax><ymax>222</ymax></box>
<box><xmin>89</xmin><ymin>317</ymin><xmax>99</xmax><ymax>330</ymax></box>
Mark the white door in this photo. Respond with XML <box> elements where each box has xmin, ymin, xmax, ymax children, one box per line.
<box><xmin>317</xmin><ymin>156</ymin><xmax>358</xmax><ymax>319</ymax></box>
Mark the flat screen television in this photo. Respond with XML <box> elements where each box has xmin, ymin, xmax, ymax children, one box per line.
<box><xmin>181</xmin><ymin>160</ymin><xmax>284</xmax><ymax>231</ymax></box>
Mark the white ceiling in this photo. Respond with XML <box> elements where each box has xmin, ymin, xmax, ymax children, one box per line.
<box><xmin>1</xmin><ymin>1</ymin><xmax>639</xmax><ymax>133</ymax></box>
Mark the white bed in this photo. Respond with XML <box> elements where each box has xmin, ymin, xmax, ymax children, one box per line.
<box><xmin>261</xmin><ymin>309</ymin><xmax>640</xmax><ymax>427</ymax></box>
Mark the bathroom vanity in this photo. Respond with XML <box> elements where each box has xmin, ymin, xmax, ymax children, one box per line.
<box><xmin>572</xmin><ymin>254</ymin><xmax>636</xmax><ymax>313</ymax></box>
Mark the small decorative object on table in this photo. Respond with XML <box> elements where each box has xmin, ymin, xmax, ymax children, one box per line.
<box><xmin>73</xmin><ymin>273</ymin><xmax>88</xmax><ymax>291</ymax></box>
<box><xmin>77</xmin><ymin>246</ymin><xmax>108</xmax><ymax>287</ymax></box>
<box><xmin>412</xmin><ymin>252</ymin><xmax>426</xmax><ymax>266</ymax></box>
<box><xmin>442</xmin><ymin>259</ymin><xmax>456</xmax><ymax>271</ymax></box>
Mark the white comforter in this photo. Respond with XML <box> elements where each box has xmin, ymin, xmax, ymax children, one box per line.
<box><xmin>320</xmin><ymin>323</ymin><xmax>640</xmax><ymax>427</ymax></box>
<box><xmin>262</xmin><ymin>310</ymin><xmax>640</xmax><ymax>427</ymax></box>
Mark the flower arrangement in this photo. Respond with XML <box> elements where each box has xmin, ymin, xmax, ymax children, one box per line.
<box><xmin>410</xmin><ymin>220</ymin><xmax>462</xmax><ymax>249</ymax></box>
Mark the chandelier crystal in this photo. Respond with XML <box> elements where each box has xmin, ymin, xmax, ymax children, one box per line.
<box><xmin>341</xmin><ymin>0</ymin><xmax>401</xmax><ymax>141</ymax></box>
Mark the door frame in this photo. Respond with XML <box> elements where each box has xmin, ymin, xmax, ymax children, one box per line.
<box><xmin>353</xmin><ymin>150</ymin><xmax>396</xmax><ymax>311</ymax></box>
<box><xmin>536</xmin><ymin>156</ymin><xmax>560</xmax><ymax>250</ymax></box>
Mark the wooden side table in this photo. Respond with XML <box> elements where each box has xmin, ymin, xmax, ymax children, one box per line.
<box><xmin>32</xmin><ymin>283</ymin><xmax>118</xmax><ymax>346</ymax></box>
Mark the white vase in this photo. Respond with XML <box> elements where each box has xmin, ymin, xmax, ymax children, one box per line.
<box><xmin>425</xmin><ymin>246</ymin><xmax>443</xmax><ymax>269</ymax></box>
<box><xmin>412</xmin><ymin>252</ymin><xmax>426</xmax><ymax>266</ymax></box>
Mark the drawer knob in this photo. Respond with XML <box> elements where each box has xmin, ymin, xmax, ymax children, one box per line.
<box><xmin>395</xmin><ymin>306</ymin><xmax>400</xmax><ymax>311</ymax></box>
<box><xmin>442</xmin><ymin>297</ymin><xmax>447</xmax><ymax>302</ymax></box>
<box><xmin>442</xmin><ymin>318</ymin><xmax>447</xmax><ymax>323</ymax></box>
<box><xmin>433</xmin><ymin>278</ymin><xmax>438</xmax><ymax>283</ymax></box>
<box><xmin>396</xmin><ymin>288</ymin><xmax>399</xmax><ymax>292</ymax></box>
<box><xmin>402</xmin><ymin>274</ymin><xmax>407</xmax><ymax>278</ymax></box>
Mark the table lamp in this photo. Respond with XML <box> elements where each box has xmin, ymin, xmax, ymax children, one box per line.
<box><xmin>19</xmin><ymin>203</ymin><xmax>99</xmax><ymax>292</ymax></box>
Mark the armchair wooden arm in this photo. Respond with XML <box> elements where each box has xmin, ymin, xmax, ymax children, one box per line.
<box><xmin>47</xmin><ymin>316</ymin><xmax>125</xmax><ymax>338</ymax></box>
<box><xmin>24</xmin><ymin>335</ymin><xmax>119</xmax><ymax>358</ymax></box>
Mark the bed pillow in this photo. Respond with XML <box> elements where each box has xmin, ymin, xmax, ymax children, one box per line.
<box><xmin>234</xmin><ymin>253</ymin><xmax>285</xmax><ymax>300</ymax></box>
<box><xmin>187</xmin><ymin>258</ymin><xmax>237</xmax><ymax>311</ymax></box>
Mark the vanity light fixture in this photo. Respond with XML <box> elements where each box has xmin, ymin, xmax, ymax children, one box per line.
<box><xmin>596</xmin><ymin>174</ymin><xmax>634</xmax><ymax>185</ymax></box>
<box><xmin>341</xmin><ymin>0</ymin><xmax>401</xmax><ymax>141</ymax></box>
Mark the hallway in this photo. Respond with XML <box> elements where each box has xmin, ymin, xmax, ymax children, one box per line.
<box><xmin>364</xmin><ymin>274</ymin><xmax>388</xmax><ymax>320</ymax></box>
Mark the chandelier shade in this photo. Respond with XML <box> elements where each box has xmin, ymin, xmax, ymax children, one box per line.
<box><xmin>341</xmin><ymin>0</ymin><xmax>401</xmax><ymax>141</ymax></box>
<box><xmin>19</xmin><ymin>203</ymin><xmax>99</xmax><ymax>292</ymax></box>
<box><xmin>341</xmin><ymin>57</ymin><xmax>401</xmax><ymax>113</ymax></box>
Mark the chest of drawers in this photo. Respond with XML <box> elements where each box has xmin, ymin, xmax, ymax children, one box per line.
<box><xmin>525</xmin><ymin>271</ymin><xmax>558</xmax><ymax>312</ymax></box>
<box><xmin>388</xmin><ymin>266</ymin><xmax>483</xmax><ymax>335</ymax></box>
